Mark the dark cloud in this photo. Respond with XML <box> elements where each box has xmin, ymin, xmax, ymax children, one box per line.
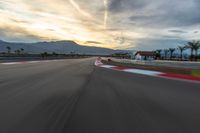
<box><xmin>133</xmin><ymin>38</ymin><xmax>187</xmax><ymax>51</ymax></box>
<box><xmin>9</xmin><ymin>18</ymin><xmax>30</xmax><ymax>24</ymax></box>
<box><xmin>0</xmin><ymin>26</ymin><xmax>43</xmax><ymax>42</ymax></box>
<box><xmin>129</xmin><ymin>11</ymin><xmax>200</xmax><ymax>28</ymax></box>
<box><xmin>108</xmin><ymin>0</ymin><xmax>148</xmax><ymax>12</ymax></box>
<box><xmin>85</xmin><ymin>41</ymin><xmax>103</xmax><ymax>44</ymax></box>
<box><xmin>161</xmin><ymin>35</ymin><xmax>181</xmax><ymax>39</ymax></box>
<box><xmin>168</xmin><ymin>30</ymin><xmax>188</xmax><ymax>34</ymax></box>
<box><xmin>110</xmin><ymin>0</ymin><xmax>200</xmax><ymax>28</ymax></box>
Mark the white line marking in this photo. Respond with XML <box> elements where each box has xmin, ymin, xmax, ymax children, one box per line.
<box><xmin>124</xmin><ymin>69</ymin><xmax>163</xmax><ymax>76</ymax></box>
<box><xmin>100</xmin><ymin>65</ymin><xmax>115</xmax><ymax>68</ymax></box>
<box><xmin>0</xmin><ymin>59</ymin><xmax>64</xmax><ymax>65</ymax></box>
<box><xmin>1</xmin><ymin>62</ymin><xmax>20</xmax><ymax>65</ymax></box>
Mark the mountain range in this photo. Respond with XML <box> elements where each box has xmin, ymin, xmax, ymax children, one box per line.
<box><xmin>0</xmin><ymin>40</ymin><xmax>130</xmax><ymax>55</ymax></box>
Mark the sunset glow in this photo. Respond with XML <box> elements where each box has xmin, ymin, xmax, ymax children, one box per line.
<box><xmin>0</xmin><ymin>0</ymin><xmax>199</xmax><ymax>49</ymax></box>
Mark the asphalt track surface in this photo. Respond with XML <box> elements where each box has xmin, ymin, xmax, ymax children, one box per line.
<box><xmin>0</xmin><ymin>58</ymin><xmax>199</xmax><ymax>133</ymax></box>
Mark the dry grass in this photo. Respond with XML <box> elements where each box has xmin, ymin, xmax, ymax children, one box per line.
<box><xmin>192</xmin><ymin>70</ymin><xmax>200</xmax><ymax>77</ymax></box>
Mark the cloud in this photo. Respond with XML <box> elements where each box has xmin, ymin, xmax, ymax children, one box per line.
<box><xmin>0</xmin><ymin>26</ymin><xmax>43</xmax><ymax>42</ymax></box>
<box><xmin>108</xmin><ymin>0</ymin><xmax>148</xmax><ymax>13</ymax></box>
<box><xmin>131</xmin><ymin>38</ymin><xmax>187</xmax><ymax>51</ymax></box>
<box><xmin>0</xmin><ymin>0</ymin><xmax>199</xmax><ymax>50</ymax></box>
<box><xmin>168</xmin><ymin>30</ymin><xmax>188</xmax><ymax>34</ymax></box>
<box><xmin>85</xmin><ymin>41</ymin><xmax>103</xmax><ymax>44</ymax></box>
<box><xmin>128</xmin><ymin>2</ymin><xmax>200</xmax><ymax>28</ymax></box>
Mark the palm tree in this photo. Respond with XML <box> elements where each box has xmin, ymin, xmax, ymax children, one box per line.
<box><xmin>16</xmin><ymin>49</ymin><xmax>21</xmax><ymax>55</ymax></box>
<box><xmin>194</xmin><ymin>41</ymin><xmax>200</xmax><ymax>59</ymax></box>
<box><xmin>177</xmin><ymin>46</ymin><xmax>186</xmax><ymax>59</ymax></box>
<box><xmin>6</xmin><ymin>46</ymin><xmax>11</xmax><ymax>54</ymax></box>
<box><xmin>185</xmin><ymin>41</ymin><xmax>200</xmax><ymax>60</ymax></box>
<box><xmin>169</xmin><ymin>48</ymin><xmax>175</xmax><ymax>59</ymax></box>
<box><xmin>156</xmin><ymin>49</ymin><xmax>162</xmax><ymax>59</ymax></box>
<box><xmin>20</xmin><ymin>48</ymin><xmax>24</xmax><ymax>54</ymax></box>
<box><xmin>41</xmin><ymin>52</ymin><xmax>48</xmax><ymax>58</ymax></box>
<box><xmin>164</xmin><ymin>49</ymin><xmax>169</xmax><ymax>59</ymax></box>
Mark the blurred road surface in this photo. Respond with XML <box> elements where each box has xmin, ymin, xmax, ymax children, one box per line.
<box><xmin>0</xmin><ymin>58</ymin><xmax>199</xmax><ymax>133</ymax></box>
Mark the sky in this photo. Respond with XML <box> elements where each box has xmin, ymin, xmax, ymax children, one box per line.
<box><xmin>0</xmin><ymin>0</ymin><xmax>200</xmax><ymax>50</ymax></box>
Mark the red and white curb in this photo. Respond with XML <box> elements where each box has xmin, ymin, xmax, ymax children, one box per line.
<box><xmin>95</xmin><ymin>58</ymin><xmax>200</xmax><ymax>83</ymax></box>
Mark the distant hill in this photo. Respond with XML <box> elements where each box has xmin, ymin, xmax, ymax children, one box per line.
<box><xmin>0</xmin><ymin>40</ymin><xmax>130</xmax><ymax>55</ymax></box>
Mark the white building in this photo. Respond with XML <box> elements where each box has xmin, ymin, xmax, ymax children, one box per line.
<box><xmin>135</xmin><ymin>51</ymin><xmax>156</xmax><ymax>60</ymax></box>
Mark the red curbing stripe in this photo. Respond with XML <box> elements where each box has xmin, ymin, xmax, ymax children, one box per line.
<box><xmin>95</xmin><ymin>60</ymin><xmax>200</xmax><ymax>83</ymax></box>
<box><xmin>112</xmin><ymin>66</ymin><xmax>129</xmax><ymax>71</ymax></box>
<box><xmin>158</xmin><ymin>73</ymin><xmax>200</xmax><ymax>82</ymax></box>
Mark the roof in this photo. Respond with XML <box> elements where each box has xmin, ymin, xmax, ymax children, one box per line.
<box><xmin>135</xmin><ymin>51</ymin><xmax>156</xmax><ymax>56</ymax></box>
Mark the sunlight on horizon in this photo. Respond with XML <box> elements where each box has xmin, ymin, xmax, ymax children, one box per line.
<box><xmin>0</xmin><ymin>0</ymin><xmax>199</xmax><ymax>50</ymax></box>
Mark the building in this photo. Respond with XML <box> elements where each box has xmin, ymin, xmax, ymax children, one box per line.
<box><xmin>135</xmin><ymin>51</ymin><xmax>156</xmax><ymax>60</ymax></box>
